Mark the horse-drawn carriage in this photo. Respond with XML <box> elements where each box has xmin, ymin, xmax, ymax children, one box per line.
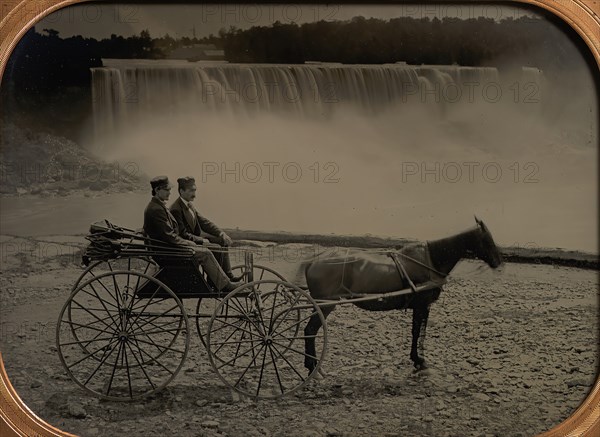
<box><xmin>57</xmin><ymin>218</ymin><xmax>502</xmax><ymax>401</ymax></box>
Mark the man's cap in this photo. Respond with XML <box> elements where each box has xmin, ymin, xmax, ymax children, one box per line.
<box><xmin>150</xmin><ymin>176</ymin><xmax>171</xmax><ymax>190</ymax></box>
<box><xmin>177</xmin><ymin>176</ymin><xmax>196</xmax><ymax>190</ymax></box>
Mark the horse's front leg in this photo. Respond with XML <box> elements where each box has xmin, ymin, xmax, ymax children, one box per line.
<box><xmin>304</xmin><ymin>305</ymin><xmax>334</xmax><ymax>374</ymax></box>
<box><xmin>410</xmin><ymin>304</ymin><xmax>430</xmax><ymax>371</ymax></box>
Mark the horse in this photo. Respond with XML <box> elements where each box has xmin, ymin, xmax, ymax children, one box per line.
<box><xmin>296</xmin><ymin>217</ymin><xmax>503</xmax><ymax>374</ymax></box>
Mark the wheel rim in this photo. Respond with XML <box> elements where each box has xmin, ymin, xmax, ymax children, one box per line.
<box><xmin>57</xmin><ymin>270</ymin><xmax>189</xmax><ymax>401</ymax></box>
<box><xmin>195</xmin><ymin>264</ymin><xmax>287</xmax><ymax>349</ymax></box>
<box><xmin>207</xmin><ymin>280</ymin><xmax>327</xmax><ymax>399</ymax></box>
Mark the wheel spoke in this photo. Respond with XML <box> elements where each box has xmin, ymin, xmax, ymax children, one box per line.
<box><xmin>271</xmin><ymin>339</ymin><xmax>319</xmax><ymax>361</ymax></box>
<box><xmin>87</xmin><ymin>282</ymin><xmax>121</xmax><ymax>330</ymax></box>
<box><xmin>210</xmin><ymin>337</ymin><xmax>262</xmax><ymax>346</ymax></box>
<box><xmin>70</xmin><ymin>300</ymin><xmax>119</xmax><ymax>332</ymax></box>
<box><xmin>60</xmin><ymin>336</ymin><xmax>116</xmax><ymax>347</ymax></box>
<box><xmin>126</xmin><ymin>283</ymin><xmax>164</xmax><ymax>328</ymax></box>
<box><xmin>255</xmin><ymin>342</ymin><xmax>269</xmax><ymax>397</ymax></box>
<box><xmin>232</xmin><ymin>343</ymin><xmax>266</xmax><ymax>388</ymax></box>
<box><xmin>210</xmin><ymin>318</ymin><xmax>262</xmax><ymax>338</ymax></box>
<box><xmin>223</xmin><ymin>297</ymin><xmax>265</xmax><ymax>336</ymax></box>
<box><xmin>268</xmin><ymin>344</ymin><xmax>285</xmax><ymax>395</ymax></box>
<box><xmin>212</xmin><ymin>320</ymin><xmax>250</xmax><ymax>358</ymax></box>
<box><xmin>127</xmin><ymin>302</ymin><xmax>179</xmax><ymax>333</ymax></box>
<box><xmin>127</xmin><ymin>326</ymin><xmax>183</xmax><ymax>337</ymax></box>
<box><xmin>125</xmin><ymin>341</ymin><xmax>156</xmax><ymax>390</ymax></box>
<box><xmin>105</xmin><ymin>341</ymin><xmax>124</xmax><ymax>395</ymax></box>
<box><xmin>88</xmin><ymin>274</ymin><xmax>120</xmax><ymax>306</ymax></box>
<box><xmin>269</xmin><ymin>342</ymin><xmax>306</xmax><ymax>382</ymax></box>
<box><xmin>65</xmin><ymin>319</ymin><xmax>117</xmax><ymax>335</ymax></box>
<box><xmin>67</xmin><ymin>338</ymin><xmax>120</xmax><ymax>369</ymax></box>
<box><xmin>132</xmin><ymin>337</ymin><xmax>186</xmax><ymax>356</ymax></box>
<box><xmin>214</xmin><ymin>341</ymin><xmax>265</xmax><ymax>370</ymax></box>
<box><xmin>270</xmin><ymin>292</ymin><xmax>303</xmax><ymax>333</ymax></box>
<box><xmin>123</xmin><ymin>339</ymin><xmax>133</xmax><ymax>398</ymax></box>
<box><xmin>81</xmin><ymin>340</ymin><xmax>119</xmax><ymax>384</ymax></box>
<box><xmin>272</xmin><ymin>310</ymin><xmax>319</xmax><ymax>338</ymax></box>
<box><xmin>75</xmin><ymin>286</ymin><xmax>119</xmax><ymax>310</ymax></box>
<box><xmin>127</xmin><ymin>341</ymin><xmax>176</xmax><ymax>376</ymax></box>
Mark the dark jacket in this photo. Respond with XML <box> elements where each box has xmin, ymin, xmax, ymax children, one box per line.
<box><xmin>170</xmin><ymin>197</ymin><xmax>223</xmax><ymax>244</ymax></box>
<box><xmin>143</xmin><ymin>196</ymin><xmax>193</xmax><ymax>247</ymax></box>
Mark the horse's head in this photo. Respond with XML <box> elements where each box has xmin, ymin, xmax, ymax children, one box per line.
<box><xmin>473</xmin><ymin>216</ymin><xmax>503</xmax><ymax>269</ymax></box>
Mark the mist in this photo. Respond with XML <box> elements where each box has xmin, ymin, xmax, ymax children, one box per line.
<box><xmin>91</xmin><ymin>57</ymin><xmax>597</xmax><ymax>253</ymax></box>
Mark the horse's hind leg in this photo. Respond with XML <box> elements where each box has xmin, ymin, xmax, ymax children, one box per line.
<box><xmin>304</xmin><ymin>305</ymin><xmax>334</xmax><ymax>374</ymax></box>
<box><xmin>410</xmin><ymin>303</ymin><xmax>430</xmax><ymax>371</ymax></box>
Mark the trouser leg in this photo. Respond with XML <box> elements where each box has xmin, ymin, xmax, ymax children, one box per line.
<box><xmin>192</xmin><ymin>247</ymin><xmax>230</xmax><ymax>290</ymax></box>
<box><xmin>205</xmin><ymin>243</ymin><xmax>232</xmax><ymax>276</ymax></box>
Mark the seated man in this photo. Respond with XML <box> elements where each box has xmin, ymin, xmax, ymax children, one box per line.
<box><xmin>170</xmin><ymin>176</ymin><xmax>244</xmax><ymax>282</ymax></box>
<box><xmin>143</xmin><ymin>176</ymin><xmax>241</xmax><ymax>292</ymax></box>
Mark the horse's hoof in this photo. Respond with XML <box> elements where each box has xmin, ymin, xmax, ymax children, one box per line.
<box><xmin>412</xmin><ymin>363</ymin><xmax>428</xmax><ymax>373</ymax></box>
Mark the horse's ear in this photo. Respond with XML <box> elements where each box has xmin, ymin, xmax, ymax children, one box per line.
<box><xmin>474</xmin><ymin>215</ymin><xmax>482</xmax><ymax>226</ymax></box>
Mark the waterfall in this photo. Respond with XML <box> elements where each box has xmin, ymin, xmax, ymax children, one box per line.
<box><xmin>91</xmin><ymin>60</ymin><xmax>543</xmax><ymax>140</ymax></box>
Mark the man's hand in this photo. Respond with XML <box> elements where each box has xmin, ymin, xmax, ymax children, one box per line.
<box><xmin>193</xmin><ymin>236</ymin><xmax>210</xmax><ymax>245</ymax></box>
<box><xmin>221</xmin><ymin>232</ymin><xmax>233</xmax><ymax>247</ymax></box>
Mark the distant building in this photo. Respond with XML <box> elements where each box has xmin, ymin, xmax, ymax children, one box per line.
<box><xmin>167</xmin><ymin>44</ymin><xmax>225</xmax><ymax>61</ymax></box>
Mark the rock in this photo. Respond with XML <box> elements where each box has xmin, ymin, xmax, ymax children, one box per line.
<box><xmin>566</xmin><ymin>378</ymin><xmax>588</xmax><ymax>388</ymax></box>
<box><xmin>67</xmin><ymin>401</ymin><xmax>87</xmax><ymax>418</ymax></box>
<box><xmin>472</xmin><ymin>393</ymin><xmax>490</xmax><ymax>402</ymax></box>
<box><xmin>202</xmin><ymin>420</ymin><xmax>220</xmax><ymax>429</ymax></box>
<box><xmin>382</xmin><ymin>367</ymin><xmax>395</xmax><ymax>378</ymax></box>
<box><xmin>30</xmin><ymin>380</ymin><xmax>42</xmax><ymax>388</ymax></box>
<box><xmin>87</xmin><ymin>428</ymin><xmax>99</xmax><ymax>436</ymax></box>
<box><xmin>466</xmin><ymin>358</ymin><xmax>480</xmax><ymax>366</ymax></box>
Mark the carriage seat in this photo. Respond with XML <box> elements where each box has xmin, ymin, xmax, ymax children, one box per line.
<box><xmin>83</xmin><ymin>220</ymin><xmax>216</xmax><ymax>298</ymax></box>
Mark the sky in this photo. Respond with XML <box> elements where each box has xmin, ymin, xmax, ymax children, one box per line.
<box><xmin>37</xmin><ymin>3</ymin><xmax>540</xmax><ymax>39</ymax></box>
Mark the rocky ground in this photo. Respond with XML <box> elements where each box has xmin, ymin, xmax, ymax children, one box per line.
<box><xmin>0</xmin><ymin>236</ymin><xmax>597</xmax><ymax>437</ymax></box>
<box><xmin>0</xmin><ymin>123</ymin><xmax>147</xmax><ymax>197</ymax></box>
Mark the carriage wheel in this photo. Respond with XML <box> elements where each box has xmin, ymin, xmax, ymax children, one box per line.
<box><xmin>194</xmin><ymin>264</ymin><xmax>286</xmax><ymax>349</ymax></box>
<box><xmin>207</xmin><ymin>280</ymin><xmax>327</xmax><ymax>399</ymax></box>
<box><xmin>68</xmin><ymin>258</ymin><xmax>163</xmax><ymax>357</ymax></box>
<box><xmin>57</xmin><ymin>271</ymin><xmax>189</xmax><ymax>401</ymax></box>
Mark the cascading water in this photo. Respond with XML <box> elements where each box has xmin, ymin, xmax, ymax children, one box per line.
<box><xmin>91</xmin><ymin>59</ymin><xmax>543</xmax><ymax>143</ymax></box>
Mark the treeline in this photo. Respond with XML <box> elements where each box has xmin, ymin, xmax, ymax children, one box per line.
<box><xmin>2</xmin><ymin>28</ymin><xmax>217</xmax><ymax>106</ymax></box>
<box><xmin>222</xmin><ymin>16</ymin><xmax>568</xmax><ymax>66</ymax></box>
<box><xmin>4</xmin><ymin>15</ymin><xmax>580</xmax><ymax>96</ymax></box>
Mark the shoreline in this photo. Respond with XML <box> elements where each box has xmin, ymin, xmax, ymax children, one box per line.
<box><xmin>1</xmin><ymin>230</ymin><xmax>598</xmax><ymax>271</ymax></box>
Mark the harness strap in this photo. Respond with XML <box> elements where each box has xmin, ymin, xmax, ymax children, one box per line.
<box><xmin>389</xmin><ymin>253</ymin><xmax>418</xmax><ymax>293</ymax></box>
<box><xmin>338</xmin><ymin>249</ymin><xmax>358</xmax><ymax>297</ymax></box>
<box><xmin>395</xmin><ymin>244</ymin><xmax>447</xmax><ymax>279</ymax></box>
